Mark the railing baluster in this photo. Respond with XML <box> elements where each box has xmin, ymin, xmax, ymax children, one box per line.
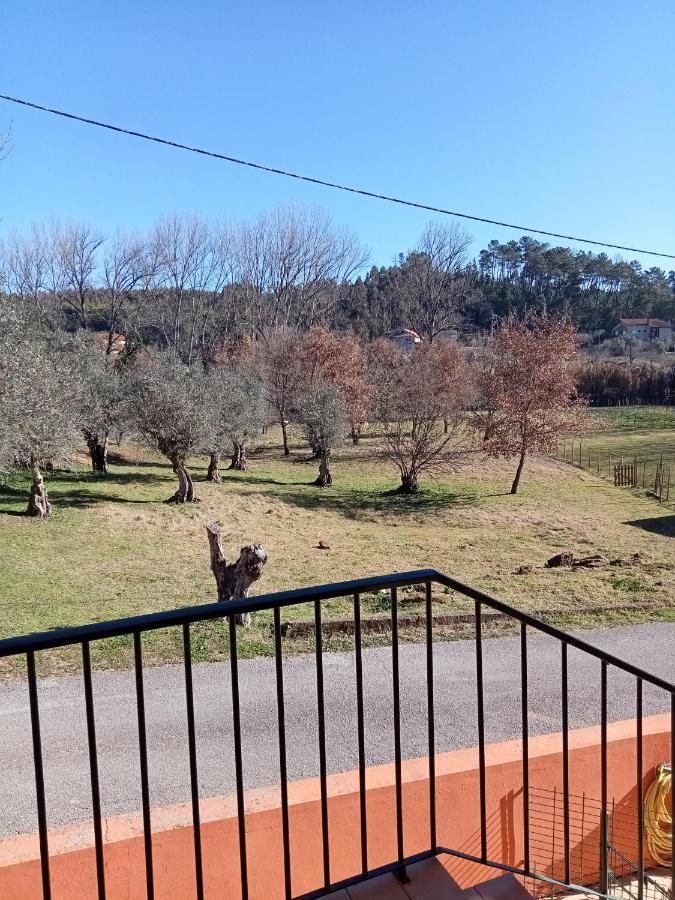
<box><xmin>475</xmin><ymin>601</ymin><xmax>487</xmax><ymax>864</ymax></box>
<box><xmin>521</xmin><ymin>623</ymin><xmax>530</xmax><ymax>874</ymax></box>
<box><xmin>425</xmin><ymin>581</ymin><xmax>436</xmax><ymax>852</ymax></box>
<box><xmin>314</xmin><ymin>600</ymin><xmax>330</xmax><ymax>890</ymax></box>
<box><xmin>182</xmin><ymin>624</ymin><xmax>204</xmax><ymax>900</ymax></box>
<box><xmin>636</xmin><ymin>678</ymin><xmax>643</xmax><ymax>900</ymax></box>
<box><xmin>391</xmin><ymin>586</ymin><xmax>405</xmax><ymax>877</ymax></box>
<box><xmin>274</xmin><ymin>607</ymin><xmax>292</xmax><ymax>900</ymax></box>
<box><xmin>600</xmin><ymin>660</ymin><xmax>608</xmax><ymax>895</ymax></box>
<box><xmin>353</xmin><ymin>592</ymin><xmax>368</xmax><ymax>876</ymax></box>
<box><xmin>133</xmin><ymin>632</ymin><xmax>154</xmax><ymax>900</ymax></box>
<box><xmin>561</xmin><ymin>642</ymin><xmax>570</xmax><ymax>886</ymax></box>
<box><xmin>82</xmin><ymin>641</ymin><xmax>106</xmax><ymax>900</ymax></box>
<box><xmin>27</xmin><ymin>650</ymin><xmax>52</xmax><ymax>900</ymax></box>
<box><xmin>229</xmin><ymin>616</ymin><xmax>249</xmax><ymax>900</ymax></box>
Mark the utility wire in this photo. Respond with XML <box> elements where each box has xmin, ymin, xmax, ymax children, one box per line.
<box><xmin>1</xmin><ymin>91</ymin><xmax>674</xmax><ymax>261</ymax></box>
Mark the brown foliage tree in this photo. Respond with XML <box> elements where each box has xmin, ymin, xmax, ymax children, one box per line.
<box><xmin>300</xmin><ymin>327</ymin><xmax>373</xmax><ymax>445</ymax></box>
<box><xmin>478</xmin><ymin>313</ymin><xmax>591</xmax><ymax>494</ymax></box>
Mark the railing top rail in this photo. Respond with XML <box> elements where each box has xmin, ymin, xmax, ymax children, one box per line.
<box><xmin>1</xmin><ymin>568</ymin><xmax>673</xmax><ymax>692</ymax></box>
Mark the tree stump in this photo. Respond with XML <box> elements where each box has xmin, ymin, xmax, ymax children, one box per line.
<box><xmin>545</xmin><ymin>551</ymin><xmax>574</xmax><ymax>568</ymax></box>
<box><xmin>206</xmin><ymin>524</ymin><xmax>268</xmax><ymax>626</ymax></box>
<box><xmin>26</xmin><ymin>461</ymin><xmax>52</xmax><ymax>518</ymax></box>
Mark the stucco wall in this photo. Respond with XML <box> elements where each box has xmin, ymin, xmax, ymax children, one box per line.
<box><xmin>0</xmin><ymin>715</ymin><xmax>669</xmax><ymax>899</ymax></box>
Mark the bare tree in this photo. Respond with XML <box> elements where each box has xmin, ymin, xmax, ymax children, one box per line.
<box><xmin>127</xmin><ymin>351</ymin><xmax>211</xmax><ymax>503</ymax></box>
<box><xmin>252</xmin><ymin>328</ymin><xmax>304</xmax><ymax>456</ymax></box>
<box><xmin>101</xmin><ymin>231</ymin><xmax>152</xmax><ymax>353</ymax></box>
<box><xmin>0</xmin><ymin>309</ymin><xmax>82</xmax><ymax>516</ymax></box>
<box><xmin>395</xmin><ymin>222</ymin><xmax>473</xmax><ymax>342</ymax></box>
<box><xmin>237</xmin><ymin>204</ymin><xmax>368</xmax><ymax>335</ymax></box>
<box><xmin>144</xmin><ymin>215</ymin><xmax>234</xmax><ymax>363</ymax></box>
<box><xmin>2</xmin><ymin>224</ymin><xmax>58</xmax><ymax>328</ymax></box>
<box><xmin>373</xmin><ymin>341</ymin><xmax>471</xmax><ymax>492</ymax></box>
<box><xmin>53</xmin><ymin>221</ymin><xmax>104</xmax><ymax>329</ymax></box>
<box><xmin>298</xmin><ymin>381</ymin><xmax>346</xmax><ymax>486</ymax></box>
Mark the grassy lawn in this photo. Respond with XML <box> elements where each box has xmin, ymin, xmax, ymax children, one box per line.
<box><xmin>1</xmin><ymin>426</ymin><xmax>674</xmax><ymax>675</ymax></box>
<box><xmin>560</xmin><ymin>408</ymin><xmax>675</xmax><ymax>500</ymax></box>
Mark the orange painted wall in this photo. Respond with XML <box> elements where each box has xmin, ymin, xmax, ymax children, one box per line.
<box><xmin>0</xmin><ymin>715</ymin><xmax>669</xmax><ymax>900</ymax></box>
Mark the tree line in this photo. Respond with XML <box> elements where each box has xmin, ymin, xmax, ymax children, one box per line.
<box><xmin>2</xmin><ymin>208</ymin><xmax>673</xmax><ymax>357</ymax></box>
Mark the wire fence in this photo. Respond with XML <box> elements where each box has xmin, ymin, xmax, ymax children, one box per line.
<box><xmin>557</xmin><ymin>441</ymin><xmax>673</xmax><ymax>505</ymax></box>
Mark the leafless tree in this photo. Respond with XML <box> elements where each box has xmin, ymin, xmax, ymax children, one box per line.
<box><xmin>237</xmin><ymin>204</ymin><xmax>368</xmax><ymax>335</ymax></box>
<box><xmin>143</xmin><ymin>214</ymin><xmax>235</xmax><ymax>363</ymax></box>
<box><xmin>101</xmin><ymin>231</ymin><xmax>152</xmax><ymax>353</ymax></box>
<box><xmin>372</xmin><ymin>341</ymin><xmax>472</xmax><ymax>492</ymax></box>
<box><xmin>247</xmin><ymin>327</ymin><xmax>305</xmax><ymax>456</ymax></box>
<box><xmin>53</xmin><ymin>221</ymin><xmax>104</xmax><ymax>329</ymax></box>
<box><xmin>395</xmin><ymin>221</ymin><xmax>473</xmax><ymax>342</ymax></box>
<box><xmin>1</xmin><ymin>224</ymin><xmax>60</xmax><ymax>328</ymax></box>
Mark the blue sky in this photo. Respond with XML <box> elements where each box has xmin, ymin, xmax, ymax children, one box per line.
<box><xmin>1</xmin><ymin>1</ymin><xmax>674</xmax><ymax>272</ymax></box>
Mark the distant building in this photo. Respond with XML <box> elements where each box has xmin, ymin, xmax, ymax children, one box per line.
<box><xmin>611</xmin><ymin>318</ymin><xmax>673</xmax><ymax>347</ymax></box>
<box><xmin>384</xmin><ymin>327</ymin><xmax>422</xmax><ymax>350</ymax></box>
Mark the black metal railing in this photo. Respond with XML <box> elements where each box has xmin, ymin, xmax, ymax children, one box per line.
<box><xmin>0</xmin><ymin>569</ymin><xmax>673</xmax><ymax>900</ymax></box>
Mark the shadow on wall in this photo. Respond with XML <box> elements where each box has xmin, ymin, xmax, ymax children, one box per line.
<box><xmin>444</xmin><ymin>783</ymin><xmax>654</xmax><ymax>896</ymax></box>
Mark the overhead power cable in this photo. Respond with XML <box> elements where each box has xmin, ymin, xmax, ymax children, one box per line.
<box><xmin>1</xmin><ymin>91</ymin><xmax>674</xmax><ymax>261</ymax></box>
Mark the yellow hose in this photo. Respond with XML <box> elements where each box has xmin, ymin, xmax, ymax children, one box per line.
<box><xmin>645</xmin><ymin>763</ymin><xmax>672</xmax><ymax>866</ymax></box>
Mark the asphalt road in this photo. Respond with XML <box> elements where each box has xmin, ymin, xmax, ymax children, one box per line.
<box><xmin>1</xmin><ymin>623</ymin><xmax>674</xmax><ymax>837</ymax></box>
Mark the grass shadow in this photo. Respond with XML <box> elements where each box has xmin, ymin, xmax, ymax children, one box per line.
<box><xmin>0</xmin><ymin>469</ymin><xmax>173</xmax><ymax>514</ymax></box>
<box><xmin>625</xmin><ymin>515</ymin><xmax>675</xmax><ymax>537</ymax></box>
<box><xmin>257</xmin><ymin>483</ymin><xmax>478</xmax><ymax>517</ymax></box>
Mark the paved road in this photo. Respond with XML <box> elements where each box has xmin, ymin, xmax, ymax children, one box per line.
<box><xmin>1</xmin><ymin>623</ymin><xmax>674</xmax><ymax>837</ymax></box>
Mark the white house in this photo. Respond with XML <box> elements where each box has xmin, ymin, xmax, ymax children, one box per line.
<box><xmin>611</xmin><ymin>318</ymin><xmax>673</xmax><ymax>347</ymax></box>
<box><xmin>384</xmin><ymin>327</ymin><xmax>422</xmax><ymax>350</ymax></box>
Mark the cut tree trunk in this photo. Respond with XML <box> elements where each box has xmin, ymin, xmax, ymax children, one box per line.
<box><xmin>511</xmin><ymin>448</ymin><xmax>527</xmax><ymax>495</ymax></box>
<box><xmin>206</xmin><ymin>451</ymin><xmax>221</xmax><ymax>483</ymax></box>
<box><xmin>315</xmin><ymin>451</ymin><xmax>333</xmax><ymax>486</ymax></box>
<box><xmin>206</xmin><ymin>523</ymin><xmax>268</xmax><ymax>626</ymax></box>
<box><xmin>26</xmin><ymin>460</ymin><xmax>52</xmax><ymax>518</ymax></box>
<box><xmin>228</xmin><ymin>442</ymin><xmax>247</xmax><ymax>471</ymax></box>
<box><xmin>167</xmin><ymin>457</ymin><xmax>197</xmax><ymax>503</ymax></box>
<box><xmin>84</xmin><ymin>431</ymin><xmax>108</xmax><ymax>476</ymax></box>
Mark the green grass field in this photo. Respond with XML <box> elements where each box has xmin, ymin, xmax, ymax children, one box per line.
<box><xmin>1</xmin><ymin>421</ymin><xmax>673</xmax><ymax>675</ymax></box>
<box><xmin>560</xmin><ymin>408</ymin><xmax>675</xmax><ymax>501</ymax></box>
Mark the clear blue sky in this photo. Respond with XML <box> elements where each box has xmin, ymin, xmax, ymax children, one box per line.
<box><xmin>1</xmin><ymin>1</ymin><xmax>674</xmax><ymax>272</ymax></box>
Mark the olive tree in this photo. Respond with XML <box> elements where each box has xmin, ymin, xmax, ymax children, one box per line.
<box><xmin>67</xmin><ymin>336</ymin><xmax>124</xmax><ymax>475</ymax></box>
<box><xmin>206</xmin><ymin>368</ymin><xmax>267</xmax><ymax>481</ymax></box>
<box><xmin>297</xmin><ymin>381</ymin><xmax>345</xmax><ymax>486</ymax></box>
<box><xmin>127</xmin><ymin>351</ymin><xmax>211</xmax><ymax>502</ymax></box>
<box><xmin>0</xmin><ymin>308</ymin><xmax>82</xmax><ymax>516</ymax></box>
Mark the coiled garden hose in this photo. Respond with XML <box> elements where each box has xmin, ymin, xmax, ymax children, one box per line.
<box><xmin>645</xmin><ymin>763</ymin><xmax>672</xmax><ymax>866</ymax></box>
